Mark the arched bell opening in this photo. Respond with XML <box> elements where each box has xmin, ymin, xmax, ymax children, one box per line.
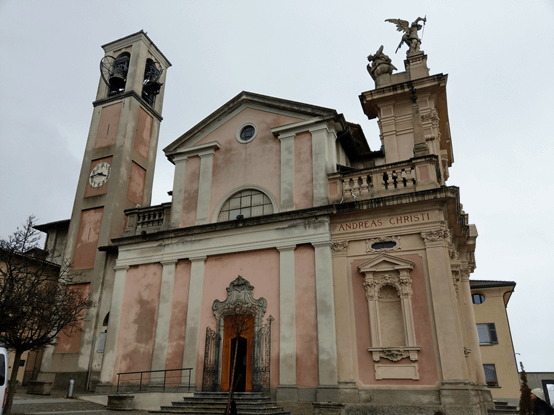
<box><xmin>142</xmin><ymin>58</ymin><xmax>163</xmax><ymax>106</ymax></box>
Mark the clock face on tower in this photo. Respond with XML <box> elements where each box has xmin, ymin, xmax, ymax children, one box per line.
<box><xmin>89</xmin><ymin>162</ymin><xmax>111</xmax><ymax>188</ymax></box>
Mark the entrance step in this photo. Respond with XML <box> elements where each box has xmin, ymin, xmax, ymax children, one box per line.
<box><xmin>150</xmin><ymin>392</ymin><xmax>291</xmax><ymax>415</ymax></box>
<box><xmin>488</xmin><ymin>400</ymin><xmax>519</xmax><ymax>415</ymax></box>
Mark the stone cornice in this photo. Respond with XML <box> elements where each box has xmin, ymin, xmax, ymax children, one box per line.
<box><xmin>92</xmin><ymin>90</ymin><xmax>163</xmax><ymax>122</ymax></box>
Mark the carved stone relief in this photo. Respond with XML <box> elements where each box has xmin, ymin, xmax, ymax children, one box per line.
<box><xmin>332</xmin><ymin>240</ymin><xmax>348</xmax><ymax>253</ymax></box>
<box><xmin>212</xmin><ymin>275</ymin><xmax>267</xmax><ymax>334</ymax></box>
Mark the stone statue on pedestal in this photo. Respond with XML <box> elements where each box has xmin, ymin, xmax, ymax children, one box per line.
<box><xmin>386</xmin><ymin>17</ymin><xmax>427</xmax><ymax>55</ymax></box>
<box><xmin>366</xmin><ymin>45</ymin><xmax>397</xmax><ymax>80</ymax></box>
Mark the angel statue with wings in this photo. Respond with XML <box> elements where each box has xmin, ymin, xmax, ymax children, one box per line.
<box><xmin>386</xmin><ymin>17</ymin><xmax>427</xmax><ymax>54</ymax></box>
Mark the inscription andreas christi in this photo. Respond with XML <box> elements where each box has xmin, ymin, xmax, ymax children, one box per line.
<box><xmin>335</xmin><ymin>212</ymin><xmax>432</xmax><ymax>232</ymax></box>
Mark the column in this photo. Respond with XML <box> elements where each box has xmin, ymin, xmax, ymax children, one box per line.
<box><xmin>276</xmin><ymin>245</ymin><xmax>297</xmax><ymax>401</ymax></box>
<box><xmin>310</xmin><ymin>126</ymin><xmax>333</xmax><ymax>207</ymax></box>
<box><xmin>170</xmin><ymin>155</ymin><xmax>188</xmax><ymax>227</ymax></box>
<box><xmin>181</xmin><ymin>256</ymin><xmax>206</xmax><ymax>387</ymax></box>
<box><xmin>278</xmin><ymin>133</ymin><xmax>295</xmax><ymax>211</ymax></box>
<box><xmin>312</xmin><ymin>241</ymin><xmax>339</xmax><ymax>402</ymax></box>
<box><xmin>421</xmin><ymin>229</ymin><xmax>466</xmax><ymax>383</ymax></box>
<box><xmin>150</xmin><ymin>260</ymin><xmax>177</xmax><ymax>380</ymax></box>
<box><xmin>99</xmin><ymin>265</ymin><xmax>129</xmax><ymax>384</ymax></box>
<box><xmin>196</xmin><ymin>151</ymin><xmax>215</xmax><ymax>225</ymax></box>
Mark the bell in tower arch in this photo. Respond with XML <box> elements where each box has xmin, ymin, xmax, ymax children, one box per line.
<box><xmin>100</xmin><ymin>53</ymin><xmax>130</xmax><ymax>96</ymax></box>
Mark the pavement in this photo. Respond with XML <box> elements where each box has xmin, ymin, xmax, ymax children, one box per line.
<box><xmin>10</xmin><ymin>386</ymin><xmax>150</xmax><ymax>415</ymax></box>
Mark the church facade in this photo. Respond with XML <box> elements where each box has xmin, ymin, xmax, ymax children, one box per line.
<box><xmin>37</xmin><ymin>31</ymin><xmax>495</xmax><ymax>414</ymax></box>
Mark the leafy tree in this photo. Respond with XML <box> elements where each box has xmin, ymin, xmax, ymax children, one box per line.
<box><xmin>519</xmin><ymin>362</ymin><xmax>533</xmax><ymax>415</ymax></box>
<box><xmin>0</xmin><ymin>216</ymin><xmax>93</xmax><ymax>414</ymax></box>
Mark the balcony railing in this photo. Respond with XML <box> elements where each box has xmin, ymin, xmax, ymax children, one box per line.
<box><xmin>123</xmin><ymin>203</ymin><xmax>172</xmax><ymax>236</ymax></box>
<box><xmin>328</xmin><ymin>155</ymin><xmax>442</xmax><ymax>204</ymax></box>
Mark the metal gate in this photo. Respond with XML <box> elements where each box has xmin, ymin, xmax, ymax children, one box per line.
<box><xmin>202</xmin><ymin>326</ymin><xmax>221</xmax><ymax>391</ymax></box>
<box><xmin>252</xmin><ymin>315</ymin><xmax>273</xmax><ymax>393</ymax></box>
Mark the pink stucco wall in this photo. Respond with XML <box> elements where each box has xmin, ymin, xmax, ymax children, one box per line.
<box><xmin>134</xmin><ymin>107</ymin><xmax>153</xmax><ymax>159</ymax></box>
<box><xmin>73</xmin><ymin>207</ymin><xmax>103</xmax><ymax>270</ymax></box>
<box><xmin>165</xmin><ymin>260</ymin><xmax>191</xmax><ymax>385</ymax></box>
<box><xmin>114</xmin><ymin>263</ymin><xmax>162</xmax><ymax>382</ymax></box>
<box><xmin>294</xmin><ymin>132</ymin><xmax>313</xmax><ymax>210</ymax></box>
<box><xmin>95</xmin><ymin>102</ymin><xmax>122</xmax><ymax>149</ymax></box>
<box><xmin>352</xmin><ymin>254</ymin><xmax>438</xmax><ymax>386</ymax></box>
<box><xmin>294</xmin><ymin>245</ymin><xmax>318</xmax><ymax>388</ymax></box>
<box><xmin>196</xmin><ymin>108</ymin><xmax>303</xmax><ymax>220</ymax></box>
<box><xmin>55</xmin><ymin>283</ymin><xmax>91</xmax><ymax>354</ymax></box>
<box><xmin>127</xmin><ymin>161</ymin><xmax>146</xmax><ymax>206</ymax></box>
<box><xmin>197</xmin><ymin>249</ymin><xmax>281</xmax><ymax>388</ymax></box>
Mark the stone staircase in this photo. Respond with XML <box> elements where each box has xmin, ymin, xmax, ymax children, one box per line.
<box><xmin>488</xmin><ymin>400</ymin><xmax>519</xmax><ymax>415</ymax></box>
<box><xmin>149</xmin><ymin>391</ymin><xmax>291</xmax><ymax>415</ymax></box>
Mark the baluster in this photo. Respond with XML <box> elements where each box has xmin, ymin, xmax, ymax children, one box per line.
<box><xmin>352</xmin><ymin>175</ymin><xmax>360</xmax><ymax>196</ymax></box>
<box><xmin>392</xmin><ymin>171</ymin><xmax>398</xmax><ymax>189</ymax></box>
<box><xmin>410</xmin><ymin>168</ymin><xmax>416</xmax><ymax>184</ymax></box>
<box><xmin>382</xmin><ymin>172</ymin><xmax>388</xmax><ymax>190</ymax></box>
<box><xmin>361</xmin><ymin>175</ymin><xmax>369</xmax><ymax>195</ymax></box>
<box><xmin>343</xmin><ymin>178</ymin><xmax>351</xmax><ymax>197</ymax></box>
<box><xmin>404</xmin><ymin>168</ymin><xmax>414</xmax><ymax>187</ymax></box>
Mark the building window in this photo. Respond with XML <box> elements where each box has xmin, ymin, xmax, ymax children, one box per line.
<box><xmin>483</xmin><ymin>364</ymin><xmax>498</xmax><ymax>386</ymax></box>
<box><xmin>477</xmin><ymin>323</ymin><xmax>498</xmax><ymax>345</ymax></box>
<box><xmin>472</xmin><ymin>293</ymin><xmax>485</xmax><ymax>304</ymax></box>
<box><xmin>371</xmin><ymin>241</ymin><xmax>397</xmax><ymax>250</ymax></box>
<box><xmin>218</xmin><ymin>189</ymin><xmax>273</xmax><ymax>222</ymax></box>
<box><xmin>235</xmin><ymin>123</ymin><xmax>258</xmax><ymax>143</ymax></box>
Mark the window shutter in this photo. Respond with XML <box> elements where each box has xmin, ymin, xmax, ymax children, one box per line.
<box><xmin>488</xmin><ymin>323</ymin><xmax>498</xmax><ymax>344</ymax></box>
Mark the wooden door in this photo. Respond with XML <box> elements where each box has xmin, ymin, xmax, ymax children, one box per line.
<box><xmin>221</xmin><ymin>315</ymin><xmax>254</xmax><ymax>392</ymax></box>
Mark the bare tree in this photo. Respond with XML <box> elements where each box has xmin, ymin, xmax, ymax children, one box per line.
<box><xmin>519</xmin><ymin>362</ymin><xmax>533</xmax><ymax>415</ymax></box>
<box><xmin>0</xmin><ymin>216</ymin><xmax>93</xmax><ymax>414</ymax></box>
<box><xmin>224</xmin><ymin>302</ymin><xmax>255</xmax><ymax>415</ymax></box>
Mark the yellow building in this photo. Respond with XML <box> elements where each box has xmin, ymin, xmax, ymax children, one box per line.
<box><xmin>471</xmin><ymin>280</ymin><xmax>519</xmax><ymax>405</ymax></box>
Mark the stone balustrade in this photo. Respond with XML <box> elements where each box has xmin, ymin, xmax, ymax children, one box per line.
<box><xmin>123</xmin><ymin>203</ymin><xmax>172</xmax><ymax>236</ymax></box>
<box><xmin>328</xmin><ymin>155</ymin><xmax>442</xmax><ymax>204</ymax></box>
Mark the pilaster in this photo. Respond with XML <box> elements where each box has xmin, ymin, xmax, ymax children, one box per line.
<box><xmin>150</xmin><ymin>259</ymin><xmax>178</xmax><ymax>379</ymax></box>
<box><xmin>460</xmin><ymin>268</ymin><xmax>486</xmax><ymax>385</ymax></box>
<box><xmin>331</xmin><ymin>240</ymin><xmax>359</xmax><ymax>403</ymax></box>
<box><xmin>277</xmin><ymin>245</ymin><xmax>298</xmax><ymax>401</ymax></box>
<box><xmin>99</xmin><ymin>265</ymin><xmax>129</xmax><ymax>384</ymax></box>
<box><xmin>196</xmin><ymin>152</ymin><xmax>215</xmax><ymax>225</ymax></box>
<box><xmin>170</xmin><ymin>155</ymin><xmax>188</xmax><ymax>227</ymax></box>
<box><xmin>312</xmin><ymin>241</ymin><xmax>340</xmax><ymax>402</ymax></box>
<box><xmin>278</xmin><ymin>133</ymin><xmax>295</xmax><ymax>212</ymax></box>
<box><xmin>420</xmin><ymin>228</ymin><xmax>465</xmax><ymax>383</ymax></box>
<box><xmin>310</xmin><ymin>125</ymin><xmax>335</xmax><ymax>207</ymax></box>
<box><xmin>181</xmin><ymin>256</ymin><xmax>206</xmax><ymax>387</ymax></box>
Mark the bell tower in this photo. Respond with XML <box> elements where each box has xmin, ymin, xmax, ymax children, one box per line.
<box><xmin>41</xmin><ymin>31</ymin><xmax>171</xmax><ymax>388</ymax></box>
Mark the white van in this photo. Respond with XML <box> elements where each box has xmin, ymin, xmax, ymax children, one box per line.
<box><xmin>0</xmin><ymin>346</ymin><xmax>7</xmax><ymax>415</ymax></box>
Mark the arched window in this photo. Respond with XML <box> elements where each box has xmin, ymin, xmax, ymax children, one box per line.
<box><xmin>217</xmin><ymin>189</ymin><xmax>273</xmax><ymax>222</ymax></box>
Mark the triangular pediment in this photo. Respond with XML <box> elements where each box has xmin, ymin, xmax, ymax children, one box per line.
<box><xmin>164</xmin><ymin>91</ymin><xmax>338</xmax><ymax>159</ymax></box>
<box><xmin>358</xmin><ymin>253</ymin><xmax>414</xmax><ymax>274</ymax></box>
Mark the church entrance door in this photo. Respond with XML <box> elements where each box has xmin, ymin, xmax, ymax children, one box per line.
<box><xmin>221</xmin><ymin>315</ymin><xmax>254</xmax><ymax>392</ymax></box>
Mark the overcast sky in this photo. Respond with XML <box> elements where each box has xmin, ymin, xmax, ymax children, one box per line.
<box><xmin>1</xmin><ymin>1</ymin><xmax>552</xmax><ymax>373</ymax></box>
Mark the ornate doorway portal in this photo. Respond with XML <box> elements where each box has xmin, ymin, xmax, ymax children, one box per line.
<box><xmin>204</xmin><ymin>276</ymin><xmax>270</xmax><ymax>393</ymax></box>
